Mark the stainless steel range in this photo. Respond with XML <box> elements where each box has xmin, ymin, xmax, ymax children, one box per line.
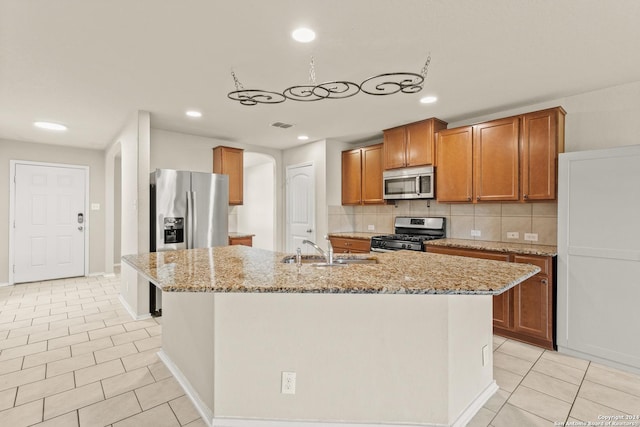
<box><xmin>370</xmin><ymin>217</ymin><xmax>446</xmax><ymax>252</ymax></box>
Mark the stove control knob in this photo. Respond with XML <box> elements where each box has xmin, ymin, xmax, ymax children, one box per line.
<box><xmin>401</xmin><ymin>243</ymin><xmax>407</xmax><ymax>249</ymax></box>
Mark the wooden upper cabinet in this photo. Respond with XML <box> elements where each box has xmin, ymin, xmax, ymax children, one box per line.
<box><xmin>521</xmin><ymin>107</ymin><xmax>566</xmax><ymax>201</ymax></box>
<box><xmin>342</xmin><ymin>143</ymin><xmax>384</xmax><ymax>205</ymax></box>
<box><xmin>212</xmin><ymin>146</ymin><xmax>243</xmax><ymax>205</ymax></box>
<box><xmin>473</xmin><ymin>116</ymin><xmax>520</xmax><ymax>202</ymax></box>
<box><xmin>435</xmin><ymin>126</ymin><xmax>474</xmax><ymax>202</ymax></box>
<box><xmin>383</xmin><ymin>118</ymin><xmax>447</xmax><ymax>170</ymax></box>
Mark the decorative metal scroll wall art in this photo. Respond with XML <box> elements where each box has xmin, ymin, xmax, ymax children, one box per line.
<box><xmin>228</xmin><ymin>55</ymin><xmax>431</xmax><ymax>106</ymax></box>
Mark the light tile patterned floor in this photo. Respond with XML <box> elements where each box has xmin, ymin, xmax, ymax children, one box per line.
<box><xmin>1</xmin><ymin>274</ymin><xmax>640</xmax><ymax>426</ymax></box>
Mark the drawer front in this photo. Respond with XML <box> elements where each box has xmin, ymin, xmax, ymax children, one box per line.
<box><xmin>330</xmin><ymin>237</ymin><xmax>371</xmax><ymax>252</ymax></box>
<box><xmin>513</xmin><ymin>255</ymin><xmax>549</xmax><ymax>275</ymax></box>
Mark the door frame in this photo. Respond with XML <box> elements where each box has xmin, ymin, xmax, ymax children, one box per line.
<box><xmin>285</xmin><ymin>161</ymin><xmax>315</xmax><ymax>253</ymax></box>
<box><xmin>9</xmin><ymin>160</ymin><xmax>90</xmax><ymax>285</ymax></box>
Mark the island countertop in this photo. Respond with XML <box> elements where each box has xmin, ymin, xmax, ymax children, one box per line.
<box><xmin>122</xmin><ymin>245</ymin><xmax>539</xmax><ymax>295</ymax></box>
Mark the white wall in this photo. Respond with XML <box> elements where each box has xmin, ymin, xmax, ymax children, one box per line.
<box><xmin>0</xmin><ymin>138</ymin><xmax>106</xmax><ymax>284</ymax></box>
<box><xmin>239</xmin><ymin>158</ymin><xmax>275</xmax><ymax>250</ymax></box>
<box><xmin>150</xmin><ymin>128</ymin><xmax>284</xmax><ymax>250</ymax></box>
<box><xmin>113</xmin><ymin>156</ymin><xmax>121</xmax><ymax>264</ymax></box>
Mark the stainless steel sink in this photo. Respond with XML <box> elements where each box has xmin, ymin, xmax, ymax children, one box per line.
<box><xmin>281</xmin><ymin>254</ymin><xmax>379</xmax><ymax>266</ymax></box>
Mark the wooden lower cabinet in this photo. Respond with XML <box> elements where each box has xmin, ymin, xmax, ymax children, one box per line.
<box><xmin>425</xmin><ymin>245</ymin><xmax>555</xmax><ymax>349</ymax></box>
<box><xmin>229</xmin><ymin>236</ymin><xmax>253</xmax><ymax>247</ymax></box>
<box><xmin>329</xmin><ymin>237</ymin><xmax>371</xmax><ymax>254</ymax></box>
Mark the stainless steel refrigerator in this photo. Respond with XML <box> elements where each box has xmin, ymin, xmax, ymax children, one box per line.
<box><xmin>150</xmin><ymin>169</ymin><xmax>229</xmax><ymax>314</ymax></box>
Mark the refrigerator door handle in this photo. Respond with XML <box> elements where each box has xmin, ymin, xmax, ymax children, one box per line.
<box><xmin>186</xmin><ymin>191</ymin><xmax>193</xmax><ymax>249</ymax></box>
<box><xmin>191</xmin><ymin>191</ymin><xmax>198</xmax><ymax>248</ymax></box>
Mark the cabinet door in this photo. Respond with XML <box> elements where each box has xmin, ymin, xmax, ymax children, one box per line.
<box><xmin>435</xmin><ymin>126</ymin><xmax>473</xmax><ymax>202</ymax></box>
<box><xmin>341</xmin><ymin>149</ymin><xmax>362</xmax><ymax>205</ymax></box>
<box><xmin>361</xmin><ymin>144</ymin><xmax>384</xmax><ymax>204</ymax></box>
<box><xmin>406</xmin><ymin>120</ymin><xmax>433</xmax><ymax>167</ymax></box>
<box><xmin>426</xmin><ymin>246</ymin><xmax>513</xmax><ymax>328</ymax></box>
<box><xmin>521</xmin><ymin>108</ymin><xmax>565</xmax><ymax>200</ymax></box>
<box><xmin>229</xmin><ymin>236</ymin><xmax>253</xmax><ymax>247</ymax></box>
<box><xmin>213</xmin><ymin>146</ymin><xmax>243</xmax><ymax>205</ymax></box>
<box><xmin>383</xmin><ymin>127</ymin><xmax>407</xmax><ymax>170</ymax></box>
<box><xmin>513</xmin><ymin>255</ymin><xmax>552</xmax><ymax>341</ymax></box>
<box><xmin>473</xmin><ymin>117</ymin><xmax>520</xmax><ymax>202</ymax></box>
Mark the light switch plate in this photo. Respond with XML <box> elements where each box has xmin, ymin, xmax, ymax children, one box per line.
<box><xmin>471</xmin><ymin>230</ymin><xmax>481</xmax><ymax>237</ymax></box>
<box><xmin>524</xmin><ymin>233</ymin><xmax>538</xmax><ymax>242</ymax></box>
<box><xmin>367</xmin><ymin>224</ymin><xmax>375</xmax><ymax>231</ymax></box>
<box><xmin>506</xmin><ymin>232</ymin><xmax>519</xmax><ymax>239</ymax></box>
<box><xmin>91</xmin><ymin>203</ymin><xmax>100</xmax><ymax>211</ymax></box>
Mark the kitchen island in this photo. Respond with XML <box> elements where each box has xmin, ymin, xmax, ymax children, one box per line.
<box><xmin>122</xmin><ymin>246</ymin><xmax>539</xmax><ymax>427</ymax></box>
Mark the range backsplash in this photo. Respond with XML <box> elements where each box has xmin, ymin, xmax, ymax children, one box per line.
<box><xmin>329</xmin><ymin>200</ymin><xmax>557</xmax><ymax>246</ymax></box>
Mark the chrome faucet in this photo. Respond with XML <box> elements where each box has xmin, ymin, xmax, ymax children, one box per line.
<box><xmin>302</xmin><ymin>236</ymin><xmax>334</xmax><ymax>264</ymax></box>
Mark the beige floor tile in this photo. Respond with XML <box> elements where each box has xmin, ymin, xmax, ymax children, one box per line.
<box><xmin>134</xmin><ymin>335</ymin><xmax>161</xmax><ymax>352</ymax></box>
<box><xmin>496</xmin><ymin>340</ymin><xmax>544</xmax><ymax>363</ymax></box>
<box><xmin>94</xmin><ymin>342</ymin><xmax>139</xmax><ymax>364</ymax></box>
<box><xmin>13</xmin><ymin>308</ymin><xmax>50</xmax><ymax>322</ymax></box>
<box><xmin>532</xmin><ymin>358</ymin><xmax>586</xmax><ymax>385</ymax></box>
<box><xmin>121</xmin><ymin>348</ymin><xmax>160</xmax><ymax>372</ymax></box>
<box><xmin>0</xmin><ymin>335</ymin><xmax>29</xmax><ymax>350</ymax></box>
<box><xmin>70</xmin><ymin>336</ymin><xmax>113</xmax><ymax>356</ymax></box>
<box><xmin>570</xmin><ymin>396</ymin><xmax>630</xmax><ymax>422</ymax></box>
<box><xmin>184</xmin><ymin>418</ymin><xmax>207</xmax><ymax>427</ymax></box>
<box><xmin>47</xmin><ymin>317</ymin><xmax>86</xmax><ymax>330</ymax></box>
<box><xmin>508</xmin><ymin>385</ymin><xmax>572</xmax><ymax>422</ymax></box>
<box><xmin>23</xmin><ymin>347</ymin><xmax>71</xmax><ymax>369</ymax></box>
<box><xmin>0</xmin><ymin>319</ymin><xmax>33</xmax><ymax>333</ymax></box>
<box><xmin>67</xmin><ymin>307</ymin><xmax>100</xmax><ymax>319</ymax></box>
<box><xmin>43</xmin><ymin>381</ymin><xmax>104</xmax><ymax>420</ymax></box>
<box><xmin>0</xmin><ymin>387</ymin><xmax>16</xmax><ymax>411</ymax></box>
<box><xmin>47</xmin><ymin>332</ymin><xmax>89</xmax><ymax>350</ymax></box>
<box><xmin>112</xmin><ymin>329</ymin><xmax>150</xmax><ymax>346</ymax></box>
<box><xmin>88</xmin><ymin>324</ymin><xmax>126</xmax><ymax>340</ymax></box>
<box><xmin>122</xmin><ymin>319</ymin><xmax>158</xmax><ymax>332</ymax></box>
<box><xmin>113</xmin><ymin>402</ymin><xmax>180</xmax><ymax>427</ymax></box>
<box><xmin>15</xmin><ymin>372</ymin><xmax>75</xmax><ymax>405</ymax></box>
<box><xmin>0</xmin><ymin>340</ymin><xmax>48</xmax><ymax>361</ymax></box>
<box><xmin>0</xmin><ymin>364</ymin><xmax>46</xmax><ymax>391</ymax></box>
<box><xmin>0</xmin><ymin>399</ymin><xmax>44</xmax><ymax>427</ymax></box>
<box><xmin>169</xmin><ymin>395</ymin><xmax>202</xmax><ymax>425</ymax></box>
<box><xmin>29</xmin><ymin>411</ymin><xmax>79</xmax><ymax>427</ymax></box>
<box><xmin>28</xmin><ymin>327</ymin><xmax>69</xmax><ymax>344</ymax></box>
<box><xmin>579</xmin><ymin>380</ymin><xmax>640</xmax><ymax>415</ymax></box>
<box><xmin>146</xmin><ymin>325</ymin><xmax>162</xmax><ymax>336</ymax></box>
<box><xmin>46</xmin><ymin>352</ymin><xmax>95</xmax><ymax>378</ymax></box>
<box><xmin>85</xmin><ymin>311</ymin><xmax>121</xmax><ymax>323</ymax></box>
<box><xmin>467</xmin><ymin>407</ymin><xmax>496</xmax><ymax>427</ymax></box>
<box><xmin>585</xmin><ymin>363</ymin><xmax>640</xmax><ymax>397</ymax></box>
<box><xmin>32</xmin><ymin>313</ymin><xmax>69</xmax><ymax>326</ymax></box>
<box><xmin>75</xmin><ymin>359</ymin><xmax>125</xmax><ymax>387</ymax></box>
<box><xmin>6</xmin><ymin>323</ymin><xmax>49</xmax><ymax>338</ymax></box>
<box><xmin>0</xmin><ymin>356</ymin><xmax>24</xmax><ymax>375</ymax></box>
<box><xmin>68</xmin><ymin>320</ymin><xmax>106</xmax><ymax>334</ymax></box>
<box><xmin>494</xmin><ymin>367</ymin><xmax>523</xmax><ymax>393</ymax></box>
<box><xmin>49</xmin><ymin>304</ymin><xmax>83</xmax><ymax>315</ymax></box>
<box><xmin>521</xmin><ymin>371</ymin><xmax>580</xmax><ymax>403</ymax></box>
<box><xmin>483</xmin><ymin>388</ymin><xmax>510</xmax><ymax>413</ymax></box>
<box><xmin>491</xmin><ymin>403</ymin><xmax>552</xmax><ymax>427</ymax></box>
<box><xmin>541</xmin><ymin>350</ymin><xmax>591</xmax><ymax>371</ymax></box>
<box><xmin>149</xmin><ymin>361</ymin><xmax>172</xmax><ymax>381</ymax></box>
<box><xmin>494</xmin><ymin>352</ymin><xmax>535</xmax><ymax>376</ymax></box>
<box><xmin>78</xmin><ymin>391</ymin><xmax>141</xmax><ymax>426</ymax></box>
<box><xmin>102</xmin><ymin>367</ymin><xmax>155</xmax><ymax>399</ymax></box>
<box><xmin>135</xmin><ymin>376</ymin><xmax>184</xmax><ymax>410</ymax></box>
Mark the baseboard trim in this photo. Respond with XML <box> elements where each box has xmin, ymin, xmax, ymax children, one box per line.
<box><xmin>162</xmin><ymin>343</ymin><xmax>495</xmax><ymax>427</ymax></box>
<box><xmin>0</xmin><ymin>282</ymin><xmax>10</xmax><ymax>287</ymax></box>
<box><xmin>88</xmin><ymin>272</ymin><xmax>106</xmax><ymax>277</ymax></box>
<box><xmin>558</xmin><ymin>346</ymin><xmax>640</xmax><ymax>375</ymax></box>
<box><xmin>118</xmin><ymin>295</ymin><xmax>151</xmax><ymax>321</ymax></box>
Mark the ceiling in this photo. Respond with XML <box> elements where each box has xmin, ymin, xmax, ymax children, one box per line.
<box><xmin>1</xmin><ymin>0</ymin><xmax>639</xmax><ymax>151</ymax></box>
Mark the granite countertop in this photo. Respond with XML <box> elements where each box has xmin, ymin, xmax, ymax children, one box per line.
<box><xmin>425</xmin><ymin>238</ymin><xmax>557</xmax><ymax>256</ymax></box>
<box><xmin>122</xmin><ymin>245</ymin><xmax>539</xmax><ymax>295</ymax></box>
<box><xmin>328</xmin><ymin>232</ymin><xmax>379</xmax><ymax>240</ymax></box>
<box><xmin>229</xmin><ymin>232</ymin><xmax>255</xmax><ymax>238</ymax></box>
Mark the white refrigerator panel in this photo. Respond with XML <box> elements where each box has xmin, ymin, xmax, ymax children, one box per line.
<box><xmin>558</xmin><ymin>144</ymin><xmax>640</xmax><ymax>372</ymax></box>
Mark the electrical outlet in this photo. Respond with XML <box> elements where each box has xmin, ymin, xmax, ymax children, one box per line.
<box><xmin>506</xmin><ymin>231</ymin><xmax>519</xmax><ymax>239</ymax></box>
<box><xmin>367</xmin><ymin>224</ymin><xmax>375</xmax><ymax>231</ymax></box>
<box><xmin>471</xmin><ymin>229</ymin><xmax>481</xmax><ymax>237</ymax></box>
<box><xmin>482</xmin><ymin>345</ymin><xmax>489</xmax><ymax>366</ymax></box>
<box><xmin>524</xmin><ymin>233</ymin><xmax>538</xmax><ymax>242</ymax></box>
<box><xmin>281</xmin><ymin>371</ymin><xmax>296</xmax><ymax>394</ymax></box>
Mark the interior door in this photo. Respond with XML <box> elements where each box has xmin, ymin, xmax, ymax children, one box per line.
<box><xmin>286</xmin><ymin>163</ymin><xmax>315</xmax><ymax>253</ymax></box>
<box><xmin>14</xmin><ymin>163</ymin><xmax>86</xmax><ymax>283</ymax></box>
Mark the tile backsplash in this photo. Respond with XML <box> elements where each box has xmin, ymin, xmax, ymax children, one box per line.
<box><xmin>328</xmin><ymin>200</ymin><xmax>557</xmax><ymax>246</ymax></box>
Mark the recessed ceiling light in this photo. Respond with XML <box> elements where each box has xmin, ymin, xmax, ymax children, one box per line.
<box><xmin>186</xmin><ymin>110</ymin><xmax>202</xmax><ymax>118</ymax></box>
<box><xmin>297</xmin><ymin>135</ymin><xmax>309</xmax><ymax>141</ymax></box>
<box><xmin>420</xmin><ymin>96</ymin><xmax>438</xmax><ymax>104</ymax></box>
<box><xmin>292</xmin><ymin>28</ymin><xmax>315</xmax><ymax>43</ymax></box>
<box><xmin>34</xmin><ymin>121</ymin><xmax>67</xmax><ymax>131</ymax></box>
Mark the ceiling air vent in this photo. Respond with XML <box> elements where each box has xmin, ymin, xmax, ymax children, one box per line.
<box><xmin>271</xmin><ymin>122</ymin><xmax>293</xmax><ymax>129</ymax></box>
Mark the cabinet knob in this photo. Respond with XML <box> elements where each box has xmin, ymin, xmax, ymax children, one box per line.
<box><xmin>476</xmin><ymin>196</ymin><xmax>480</xmax><ymax>201</ymax></box>
<box><xmin>524</xmin><ymin>194</ymin><xmax>529</xmax><ymax>199</ymax></box>
<box><xmin>541</xmin><ymin>278</ymin><xmax>548</xmax><ymax>285</ymax></box>
<box><xmin>467</xmin><ymin>196</ymin><xmax>472</xmax><ymax>202</ymax></box>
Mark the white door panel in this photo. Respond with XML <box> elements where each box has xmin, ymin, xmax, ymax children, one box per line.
<box><xmin>286</xmin><ymin>163</ymin><xmax>315</xmax><ymax>253</ymax></box>
<box><xmin>14</xmin><ymin>164</ymin><xmax>86</xmax><ymax>283</ymax></box>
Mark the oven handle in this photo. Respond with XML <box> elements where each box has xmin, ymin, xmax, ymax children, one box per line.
<box><xmin>371</xmin><ymin>248</ymin><xmax>396</xmax><ymax>253</ymax></box>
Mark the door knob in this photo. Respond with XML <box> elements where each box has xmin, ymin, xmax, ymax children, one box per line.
<box><xmin>78</xmin><ymin>226</ymin><xmax>84</xmax><ymax>231</ymax></box>
<box><xmin>306</xmin><ymin>229</ymin><xmax>312</xmax><ymax>233</ymax></box>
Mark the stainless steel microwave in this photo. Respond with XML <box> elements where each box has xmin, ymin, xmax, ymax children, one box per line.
<box><xmin>383</xmin><ymin>166</ymin><xmax>435</xmax><ymax>200</ymax></box>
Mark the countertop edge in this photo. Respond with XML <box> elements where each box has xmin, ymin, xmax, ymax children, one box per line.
<box><xmin>425</xmin><ymin>239</ymin><xmax>558</xmax><ymax>257</ymax></box>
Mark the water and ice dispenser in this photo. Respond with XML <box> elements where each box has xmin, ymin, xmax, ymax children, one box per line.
<box><xmin>163</xmin><ymin>217</ymin><xmax>184</xmax><ymax>244</ymax></box>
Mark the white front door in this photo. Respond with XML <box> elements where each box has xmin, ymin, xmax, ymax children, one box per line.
<box><xmin>286</xmin><ymin>163</ymin><xmax>315</xmax><ymax>253</ymax></box>
<box><xmin>13</xmin><ymin>163</ymin><xmax>87</xmax><ymax>283</ymax></box>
